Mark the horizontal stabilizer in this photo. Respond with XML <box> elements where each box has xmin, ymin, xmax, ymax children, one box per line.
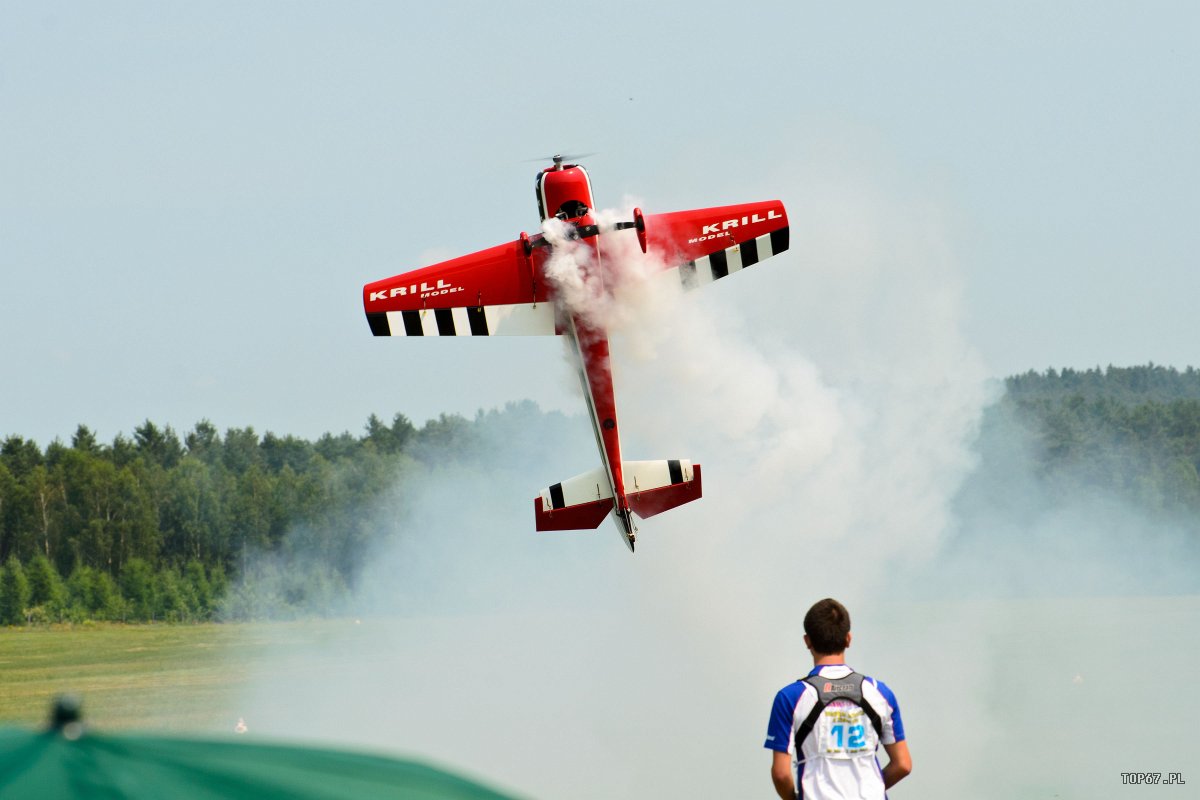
<box><xmin>535</xmin><ymin>468</ymin><xmax>614</xmax><ymax>531</ymax></box>
<box><xmin>534</xmin><ymin>460</ymin><xmax>702</xmax><ymax>533</ymax></box>
<box><xmin>625</xmin><ymin>460</ymin><xmax>702</xmax><ymax>519</ymax></box>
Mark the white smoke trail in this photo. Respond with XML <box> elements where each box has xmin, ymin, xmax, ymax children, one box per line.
<box><xmin>228</xmin><ymin>164</ymin><xmax>988</xmax><ymax>796</ymax></box>
<box><xmin>221</xmin><ymin>150</ymin><xmax>1199</xmax><ymax>799</ymax></box>
<box><xmin>539</xmin><ymin>200</ymin><xmax>686</xmax><ymax>347</ymax></box>
<box><xmin>537</xmin><ymin>216</ymin><xmax>597</xmax><ymax>320</ymax></box>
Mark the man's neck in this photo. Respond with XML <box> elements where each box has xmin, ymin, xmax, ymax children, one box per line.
<box><xmin>812</xmin><ymin>653</ymin><xmax>846</xmax><ymax>667</ymax></box>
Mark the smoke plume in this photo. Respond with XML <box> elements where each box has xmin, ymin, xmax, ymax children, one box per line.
<box><xmin>219</xmin><ymin>153</ymin><xmax>1199</xmax><ymax>799</ymax></box>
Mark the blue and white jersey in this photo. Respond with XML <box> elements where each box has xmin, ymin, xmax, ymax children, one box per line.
<box><xmin>764</xmin><ymin>664</ymin><xmax>904</xmax><ymax>800</ymax></box>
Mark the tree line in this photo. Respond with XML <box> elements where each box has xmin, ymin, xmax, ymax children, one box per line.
<box><xmin>993</xmin><ymin>365</ymin><xmax>1200</xmax><ymax>515</ymax></box>
<box><xmin>1006</xmin><ymin>363</ymin><xmax>1200</xmax><ymax>404</ymax></box>
<box><xmin>0</xmin><ymin>407</ymin><xmax>508</xmax><ymax>624</ymax></box>
<box><xmin>2</xmin><ymin>365</ymin><xmax>1199</xmax><ymax>624</ymax></box>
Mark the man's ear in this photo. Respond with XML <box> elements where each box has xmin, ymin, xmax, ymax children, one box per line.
<box><xmin>845</xmin><ymin>631</ymin><xmax>853</xmax><ymax>650</ymax></box>
<box><xmin>803</xmin><ymin>634</ymin><xmax>812</xmax><ymax>652</ymax></box>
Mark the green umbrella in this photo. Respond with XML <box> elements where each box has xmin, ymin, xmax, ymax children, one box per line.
<box><xmin>0</xmin><ymin>697</ymin><xmax>522</xmax><ymax>800</ymax></box>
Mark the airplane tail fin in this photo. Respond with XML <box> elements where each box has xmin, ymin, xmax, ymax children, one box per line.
<box><xmin>534</xmin><ymin>460</ymin><xmax>702</xmax><ymax>532</ymax></box>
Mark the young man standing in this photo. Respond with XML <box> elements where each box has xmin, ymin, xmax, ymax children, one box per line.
<box><xmin>764</xmin><ymin>598</ymin><xmax>911</xmax><ymax>799</ymax></box>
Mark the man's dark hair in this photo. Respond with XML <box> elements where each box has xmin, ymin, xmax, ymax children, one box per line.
<box><xmin>804</xmin><ymin>598</ymin><xmax>851</xmax><ymax>655</ymax></box>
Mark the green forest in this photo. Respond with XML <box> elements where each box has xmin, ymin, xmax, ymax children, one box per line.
<box><xmin>986</xmin><ymin>364</ymin><xmax>1200</xmax><ymax>514</ymax></box>
<box><xmin>0</xmin><ymin>408</ymin><xmax>522</xmax><ymax>625</ymax></box>
<box><xmin>2</xmin><ymin>364</ymin><xmax>1199</xmax><ymax>625</ymax></box>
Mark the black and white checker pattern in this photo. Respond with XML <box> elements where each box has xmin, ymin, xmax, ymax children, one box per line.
<box><xmin>678</xmin><ymin>226</ymin><xmax>790</xmax><ymax>290</ymax></box>
<box><xmin>366</xmin><ymin>302</ymin><xmax>556</xmax><ymax>337</ymax></box>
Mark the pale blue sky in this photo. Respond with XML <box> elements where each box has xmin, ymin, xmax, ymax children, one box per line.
<box><xmin>3</xmin><ymin>1</ymin><xmax>1198</xmax><ymax>445</ymax></box>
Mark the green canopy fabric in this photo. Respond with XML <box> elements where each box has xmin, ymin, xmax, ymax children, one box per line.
<box><xmin>0</xmin><ymin>717</ymin><xmax>522</xmax><ymax>800</ymax></box>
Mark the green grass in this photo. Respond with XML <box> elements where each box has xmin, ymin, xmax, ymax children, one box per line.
<box><xmin>0</xmin><ymin>622</ymin><xmax>329</xmax><ymax>732</ymax></box>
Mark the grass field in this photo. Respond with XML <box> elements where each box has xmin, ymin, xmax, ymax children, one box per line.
<box><xmin>0</xmin><ymin>621</ymin><xmax>331</xmax><ymax>732</ymax></box>
<box><xmin>3</xmin><ymin>600</ymin><xmax>1199</xmax><ymax>799</ymax></box>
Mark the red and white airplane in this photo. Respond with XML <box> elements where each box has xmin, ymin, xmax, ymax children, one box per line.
<box><xmin>363</xmin><ymin>156</ymin><xmax>788</xmax><ymax>551</ymax></box>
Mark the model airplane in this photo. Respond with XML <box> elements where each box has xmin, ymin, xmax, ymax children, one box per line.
<box><xmin>363</xmin><ymin>156</ymin><xmax>789</xmax><ymax>551</ymax></box>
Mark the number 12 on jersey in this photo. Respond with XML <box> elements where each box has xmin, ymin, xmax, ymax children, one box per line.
<box><xmin>820</xmin><ymin>718</ymin><xmax>869</xmax><ymax>757</ymax></box>
<box><xmin>829</xmin><ymin>724</ymin><xmax>866</xmax><ymax>749</ymax></box>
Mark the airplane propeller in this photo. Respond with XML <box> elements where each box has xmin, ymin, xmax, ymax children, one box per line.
<box><xmin>524</xmin><ymin>151</ymin><xmax>599</xmax><ymax>166</ymax></box>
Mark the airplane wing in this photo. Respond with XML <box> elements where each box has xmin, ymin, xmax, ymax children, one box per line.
<box><xmin>364</xmin><ymin>200</ymin><xmax>788</xmax><ymax>335</ymax></box>
<box><xmin>635</xmin><ymin>200</ymin><xmax>790</xmax><ymax>289</ymax></box>
<box><xmin>363</xmin><ymin>239</ymin><xmax>558</xmax><ymax>337</ymax></box>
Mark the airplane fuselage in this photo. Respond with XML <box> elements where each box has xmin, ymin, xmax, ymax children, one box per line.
<box><xmin>536</xmin><ymin>162</ymin><xmax>637</xmax><ymax>550</ymax></box>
